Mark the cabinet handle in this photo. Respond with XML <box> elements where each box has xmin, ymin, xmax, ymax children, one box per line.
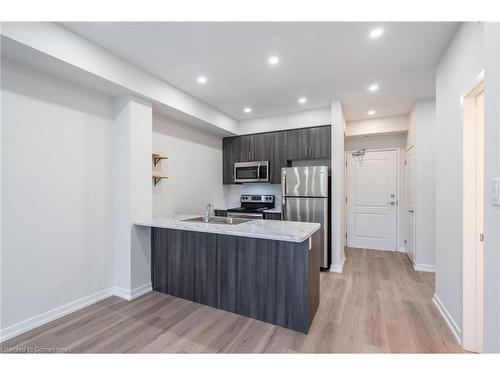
<box><xmin>309</xmin><ymin>147</ymin><xmax>312</xmax><ymax>157</ymax></box>
<box><xmin>304</xmin><ymin>147</ymin><xmax>308</xmax><ymax>157</ymax></box>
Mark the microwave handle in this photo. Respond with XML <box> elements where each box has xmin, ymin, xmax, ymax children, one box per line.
<box><xmin>257</xmin><ymin>162</ymin><xmax>261</xmax><ymax>182</ymax></box>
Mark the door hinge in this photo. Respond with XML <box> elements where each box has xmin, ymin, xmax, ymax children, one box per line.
<box><xmin>405</xmin><ymin>160</ymin><xmax>407</xmax><ymax>165</ymax></box>
<box><xmin>404</xmin><ymin>239</ymin><xmax>407</xmax><ymax>244</ymax></box>
<box><xmin>480</xmin><ymin>233</ymin><xmax>484</xmax><ymax>242</ymax></box>
<box><xmin>345</xmin><ymin>196</ymin><xmax>347</xmax><ymax>203</ymax></box>
<box><xmin>346</xmin><ymin>161</ymin><xmax>348</xmax><ymax>167</ymax></box>
<box><xmin>345</xmin><ymin>233</ymin><xmax>347</xmax><ymax>239</ymax></box>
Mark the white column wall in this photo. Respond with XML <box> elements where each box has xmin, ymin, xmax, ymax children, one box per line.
<box><xmin>330</xmin><ymin>100</ymin><xmax>345</xmax><ymax>272</ymax></box>
<box><xmin>483</xmin><ymin>22</ymin><xmax>500</xmax><ymax>353</ymax></box>
<box><xmin>112</xmin><ymin>96</ymin><xmax>152</xmax><ymax>298</ymax></box>
<box><xmin>407</xmin><ymin>100</ymin><xmax>436</xmax><ymax>269</ymax></box>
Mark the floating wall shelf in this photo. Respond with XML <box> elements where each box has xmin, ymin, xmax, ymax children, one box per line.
<box><xmin>153</xmin><ymin>175</ymin><xmax>168</xmax><ymax>186</ymax></box>
<box><xmin>152</xmin><ymin>153</ymin><xmax>168</xmax><ymax>167</ymax></box>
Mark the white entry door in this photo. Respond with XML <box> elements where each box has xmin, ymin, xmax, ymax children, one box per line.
<box><xmin>405</xmin><ymin>147</ymin><xmax>416</xmax><ymax>263</ymax></box>
<box><xmin>346</xmin><ymin>150</ymin><xmax>398</xmax><ymax>251</ymax></box>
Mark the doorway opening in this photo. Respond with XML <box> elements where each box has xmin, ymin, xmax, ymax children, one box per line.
<box><xmin>462</xmin><ymin>79</ymin><xmax>484</xmax><ymax>353</ymax></box>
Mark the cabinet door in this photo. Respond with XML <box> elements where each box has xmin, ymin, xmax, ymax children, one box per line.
<box><xmin>151</xmin><ymin>228</ymin><xmax>218</xmax><ymax>307</ymax></box>
<box><xmin>271</xmin><ymin>131</ymin><xmax>287</xmax><ymax>183</ymax></box>
<box><xmin>234</xmin><ymin>135</ymin><xmax>253</xmax><ymax>162</ymax></box>
<box><xmin>223</xmin><ymin>137</ymin><xmax>235</xmax><ymax>184</ymax></box>
<box><xmin>252</xmin><ymin>132</ymin><xmax>273</xmax><ymax>162</ymax></box>
<box><xmin>310</xmin><ymin>126</ymin><xmax>331</xmax><ymax>159</ymax></box>
<box><xmin>286</xmin><ymin>128</ymin><xmax>312</xmax><ymax>160</ymax></box>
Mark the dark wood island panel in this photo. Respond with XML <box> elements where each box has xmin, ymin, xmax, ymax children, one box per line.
<box><xmin>151</xmin><ymin>228</ymin><xmax>320</xmax><ymax>333</ymax></box>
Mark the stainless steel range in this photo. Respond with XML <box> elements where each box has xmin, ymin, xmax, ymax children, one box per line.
<box><xmin>226</xmin><ymin>195</ymin><xmax>275</xmax><ymax>219</ymax></box>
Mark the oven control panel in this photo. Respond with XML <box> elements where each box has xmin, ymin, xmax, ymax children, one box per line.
<box><xmin>240</xmin><ymin>195</ymin><xmax>274</xmax><ymax>203</ymax></box>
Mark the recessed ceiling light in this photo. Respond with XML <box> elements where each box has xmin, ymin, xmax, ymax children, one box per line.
<box><xmin>298</xmin><ymin>97</ymin><xmax>307</xmax><ymax>104</ymax></box>
<box><xmin>368</xmin><ymin>84</ymin><xmax>379</xmax><ymax>92</ymax></box>
<box><xmin>244</xmin><ymin>107</ymin><xmax>252</xmax><ymax>113</ymax></box>
<box><xmin>268</xmin><ymin>56</ymin><xmax>280</xmax><ymax>65</ymax></box>
<box><xmin>368</xmin><ymin>110</ymin><xmax>376</xmax><ymax>116</ymax></box>
<box><xmin>369</xmin><ymin>28</ymin><xmax>384</xmax><ymax>39</ymax></box>
<box><xmin>197</xmin><ymin>76</ymin><xmax>207</xmax><ymax>84</ymax></box>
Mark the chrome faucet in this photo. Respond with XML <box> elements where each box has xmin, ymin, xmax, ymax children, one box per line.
<box><xmin>204</xmin><ymin>203</ymin><xmax>213</xmax><ymax>223</ymax></box>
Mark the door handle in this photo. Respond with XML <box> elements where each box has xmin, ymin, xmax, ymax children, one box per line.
<box><xmin>408</xmin><ymin>209</ymin><xmax>414</xmax><ymax>213</ymax></box>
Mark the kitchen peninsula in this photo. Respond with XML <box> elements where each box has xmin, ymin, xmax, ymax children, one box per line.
<box><xmin>135</xmin><ymin>215</ymin><xmax>321</xmax><ymax>333</ymax></box>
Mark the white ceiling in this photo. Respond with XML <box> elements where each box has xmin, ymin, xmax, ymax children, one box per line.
<box><xmin>61</xmin><ymin>22</ymin><xmax>459</xmax><ymax>122</ymax></box>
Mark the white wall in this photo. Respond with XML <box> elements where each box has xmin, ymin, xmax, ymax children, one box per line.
<box><xmin>152</xmin><ymin>114</ymin><xmax>226</xmax><ymax>216</ymax></box>
<box><xmin>412</xmin><ymin>100</ymin><xmax>436</xmax><ymax>268</ymax></box>
<box><xmin>435</xmin><ymin>22</ymin><xmax>484</xmax><ymax>342</ymax></box>
<box><xmin>237</xmin><ymin>107</ymin><xmax>330</xmax><ymax>135</ymax></box>
<box><xmin>407</xmin><ymin>109</ymin><xmax>416</xmax><ymax>149</ymax></box>
<box><xmin>1</xmin><ymin>61</ymin><xmax>114</xmax><ymax>334</ymax></box>
<box><xmin>345</xmin><ymin>132</ymin><xmax>408</xmax><ymax>251</ymax></box>
<box><xmin>346</xmin><ymin>115</ymin><xmax>409</xmax><ymax>137</ymax></box>
<box><xmin>346</xmin><ymin>132</ymin><xmax>407</xmax><ymax>151</ymax></box>
<box><xmin>331</xmin><ymin>100</ymin><xmax>345</xmax><ymax>272</ymax></box>
<box><xmin>483</xmin><ymin>22</ymin><xmax>500</xmax><ymax>353</ymax></box>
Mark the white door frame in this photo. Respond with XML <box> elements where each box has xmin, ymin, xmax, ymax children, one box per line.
<box><xmin>462</xmin><ymin>73</ymin><xmax>484</xmax><ymax>353</ymax></box>
<box><xmin>344</xmin><ymin>148</ymin><xmax>401</xmax><ymax>251</ymax></box>
<box><xmin>404</xmin><ymin>145</ymin><xmax>416</xmax><ymax>263</ymax></box>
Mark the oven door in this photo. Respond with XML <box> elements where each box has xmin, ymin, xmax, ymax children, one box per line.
<box><xmin>234</xmin><ymin>161</ymin><xmax>269</xmax><ymax>183</ymax></box>
<box><xmin>227</xmin><ymin>212</ymin><xmax>264</xmax><ymax>219</ymax></box>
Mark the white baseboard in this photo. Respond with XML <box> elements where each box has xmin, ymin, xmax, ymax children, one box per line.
<box><xmin>330</xmin><ymin>252</ymin><xmax>346</xmax><ymax>273</ymax></box>
<box><xmin>0</xmin><ymin>282</ymin><xmax>153</xmax><ymax>343</ymax></box>
<box><xmin>398</xmin><ymin>245</ymin><xmax>406</xmax><ymax>253</ymax></box>
<box><xmin>432</xmin><ymin>293</ymin><xmax>461</xmax><ymax>345</ymax></box>
<box><xmin>414</xmin><ymin>263</ymin><xmax>436</xmax><ymax>273</ymax></box>
<box><xmin>112</xmin><ymin>282</ymin><xmax>152</xmax><ymax>301</ymax></box>
<box><xmin>0</xmin><ymin>287</ymin><xmax>114</xmax><ymax>343</ymax></box>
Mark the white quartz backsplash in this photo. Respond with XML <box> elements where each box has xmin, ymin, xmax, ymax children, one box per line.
<box><xmin>216</xmin><ymin>184</ymin><xmax>282</xmax><ymax>210</ymax></box>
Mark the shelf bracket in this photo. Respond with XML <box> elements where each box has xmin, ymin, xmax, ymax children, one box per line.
<box><xmin>153</xmin><ymin>176</ymin><xmax>168</xmax><ymax>186</ymax></box>
<box><xmin>152</xmin><ymin>154</ymin><xmax>168</xmax><ymax>167</ymax></box>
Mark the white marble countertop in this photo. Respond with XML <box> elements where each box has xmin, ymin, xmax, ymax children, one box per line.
<box><xmin>135</xmin><ymin>215</ymin><xmax>319</xmax><ymax>243</ymax></box>
<box><xmin>213</xmin><ymin>207</ymin><xmax>282</xmax><ymax>214</ymax></box>
<box><xmin>263</xmin><ymin>208</ymin><xmax>282</xmax><ymax>214</ymax></box>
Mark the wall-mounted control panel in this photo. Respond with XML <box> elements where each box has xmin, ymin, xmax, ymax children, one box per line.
<box><xmin>492</xmin><ymin>178</ymin><xmax>500</xmax><ymax>206</ymax></box>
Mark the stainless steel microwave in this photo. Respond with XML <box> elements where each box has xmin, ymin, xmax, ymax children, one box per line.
<box><xmin>234</xmin><ymin>161</ymin><xmax>270</xmax><ymax>183</ymax></box>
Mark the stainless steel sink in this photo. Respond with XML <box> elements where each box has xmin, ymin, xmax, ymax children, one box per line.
<box><xmin>181</xmin><ymin>216</ymin><xmax>252</xmax><ymax>225</ymax></box>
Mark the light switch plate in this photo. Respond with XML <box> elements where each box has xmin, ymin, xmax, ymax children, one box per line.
<box><xmin>492</xmin><ymin>178</ymin><xmax>500</xmax><ymax>206</ymax></box>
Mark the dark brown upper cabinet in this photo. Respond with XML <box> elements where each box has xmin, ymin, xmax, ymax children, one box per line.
<box><xmin>286</xmin><ymin>126</ymin><xmax>331</xmax><ymax>161</ymax></box>
<box><xmin>222</xmin><ymin>125</ymin><xmax>330</xmax><ymax>185</ymax></box>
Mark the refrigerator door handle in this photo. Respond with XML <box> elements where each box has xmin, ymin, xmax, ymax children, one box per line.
<box><xmin>282</xmin><ymin>197</ymin><xmax>286</xmax><ymax>220</ymax></box>
<box><xmin>281</xmin><ymin>171</ymin><xmax>286</xmax><ymax>197</ymax></box>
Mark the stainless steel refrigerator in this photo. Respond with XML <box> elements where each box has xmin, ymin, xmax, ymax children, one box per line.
<box><xmin>281</xmin><ymin>166</ymin><xmax>330</xmax><ymax>269</ymax></box>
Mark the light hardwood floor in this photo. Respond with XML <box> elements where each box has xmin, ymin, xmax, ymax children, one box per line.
<box><xmin>2</xmin><ymin>248</ymin><xmax>462</xmax><ymax>353</ymax></box>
